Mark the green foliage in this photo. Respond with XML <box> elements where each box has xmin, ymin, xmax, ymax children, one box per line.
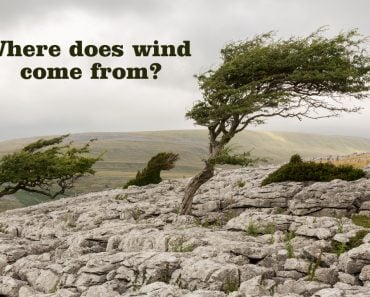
<box><xmin>0</xmin><ymin>135</ymin><xmax>100</xmax><ymax>199</ymax></box>
<box><xmin>235</xmin><ymin>179</ymin><xmax>246</xmax><ymax>188</ymax></box>
<box><xmin>261</xmin><ymin>154</ymin><xmax>366</xmax><ymax>186</ymax></box>
<box><xmin>244</xmin><ymin>221</ymin><xmax>277</xmax><ymax>237</ymax></box>
<box><xmin>264</xmin><ymin>223</ymin><xmax>276</xmax><ymax>235</ymax></box>
<box><xmin>245</xmin><ymin>220</ymin><xmax>259</xmax><ymax>236</ymax></box>
<box><xmin>331</xmin><ymin>229</ymin><xmax>368</xmax><ymax>256</ymax></box>
<box><xmin>115</xmin><ymin>193</ymin><xmax>128</xmax><ymax>201</ymax></box>
<box><xmin>289</xmin><ymin>154</ymin><xmax>303</xmax><ymax>164</ymax></box>
<box><xmin>123</xmin><ymin>152</ymin><xmax>179</xmax><ymax>188</ymax></box>
<box><xmin>352</xmin><ymin>215</ymin><xmax>370</xmax><ymax>228</ymax></box>
<box><xmin>336</xmin><ymin>217</ymin><xmax>345</xmax><ymax>233</ymax></box>
<box><xmin>211</xmin><ymin>147</ymin><xmax>259</xmax><ymax>167</ymax></box>
<box><xmin>273</xmin><ymin>207</ymin><xmax>286</xmax><ymax>214</ymax></box>
<box><xmin>188</xmin><ymin>29</ymin><xmax>370</xmax><ymax>129</ymax></box>
<box><xmin>223</xmin><ymin>277</ymin><xmax>239</xmax><ymax>293</ymax></box>
<box><xmin>331</xmin><ymin>241</ymin><xmax>348</xmax><ymax>257</ymax></box>
<box><xmin>169</xmin><ymin>236</ymin><xmax>194</xmax><ymax>252</ymax></box>
<box><xmin>348</xmin><ymin>229</ymin><xmax>369</xmax><ymax>247</ymax></box>
<box><xmin>307</xmin><ymin>251</ymin><xmax>323</xmax><ymax>281</ymax></box>
<box><xmin>285</xmin><ymin>231</ymin><xmax>296</xmax><ymax>258</ymax></box>
<box><xmin>158</xmin><ymin>263</ymin><xmax>172</xmax><ymax>284</ymax></box>
<box><xmin>0</xmin><ymin>223</ymin><xmax>8</xmax><ymax>233</ymax></box>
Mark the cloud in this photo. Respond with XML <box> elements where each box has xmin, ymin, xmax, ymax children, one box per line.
<box><xmin>0</xmin><ymin>0</ymin><xmax>370</xmax><ymax>141</ymax></box>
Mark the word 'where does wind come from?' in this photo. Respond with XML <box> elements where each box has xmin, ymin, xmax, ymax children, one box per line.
<box><xmin>0</xmin><ymin>40</ymin><xmax>191</xmax><ymax>80</ymax></box>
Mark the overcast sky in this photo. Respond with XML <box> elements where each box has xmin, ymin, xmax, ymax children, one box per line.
<box><xmin>0</xmin><ymin>0</ymin><xmax>369</xmax><ymax>141</ymax></box>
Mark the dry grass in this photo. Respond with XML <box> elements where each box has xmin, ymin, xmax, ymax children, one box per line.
<box><xmin>316</xmin><ymin>153</ymin><xmax>370</xmax><ymax>169</ymax></box>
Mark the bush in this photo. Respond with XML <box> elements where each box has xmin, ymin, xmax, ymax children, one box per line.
<box><xmin>261</xmin><ymin>154</ymin><xmax>366</xmax><ymax>186</ymax></box>
<box><xmin>123</xmin><ymin>152</ymin><xmax>179</xmax><ymax>188</ymax></box>
<box><xmin>331</xmin><ymin>229</ymin><xmax>368</xmax><ymax>256</ymax></box>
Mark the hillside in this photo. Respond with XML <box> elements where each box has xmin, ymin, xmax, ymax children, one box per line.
<box><xmin>0</xmin><ymin>166</ymin><xmax>370</xmax><ymax>296</ymax></box>
<box><xmin>0</xmin><ymin>130</ymin><xmax>370</xmax><ymax>211</ymax></box>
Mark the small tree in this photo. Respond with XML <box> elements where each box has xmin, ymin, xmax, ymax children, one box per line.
<box><xmin>123</xmin><ymin>152</ymin><xmax>179</xmax><ymax>188</ymax></box>
<box><xmin>180</xmin><ymin>29</ymin><xmax>370</xmax><ymax>215</ymax></box>
<box><xmin>0</xmin><ymin>135</ymin><xmax>100</xmax><ymax>198</ymax></box>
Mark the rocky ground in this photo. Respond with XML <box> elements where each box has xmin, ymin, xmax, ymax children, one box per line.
<box><xmin>1</xmin><ymin>166</ymin><xmax>370</xmax><ymax>297</ymax></box>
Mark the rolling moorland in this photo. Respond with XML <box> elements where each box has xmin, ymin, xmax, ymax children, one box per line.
<box><xmin>0</xmin><ymin>129</ymin><xmax>370</xmax><ymax>211</ymax></box>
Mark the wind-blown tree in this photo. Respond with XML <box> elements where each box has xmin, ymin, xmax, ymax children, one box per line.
<box><xmin>0</xmin><ymin>135</ymin><xmax>101</xmax><ymax>198</ymax></box>
<box><xmin>124</xmin><ymin>152</ymin><xmax>179</xmax><ymax>188</ymax></box>
<box><xmin>180</xmin><ymin>29</ymin><xmax>370</xmax><ymax>215</ymax></box>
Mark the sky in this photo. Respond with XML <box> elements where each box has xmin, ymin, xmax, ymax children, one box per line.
<box><xmin>0</xmin><ymin>0</ymin><xmax>370</xmax><ymax>141</ymax></box>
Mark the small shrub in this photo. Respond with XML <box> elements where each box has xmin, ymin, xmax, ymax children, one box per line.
<box><xmin>223</xmin><ymin>277</ymin><xmax>239</xmax><ymax>293</ymax></box>
<box><xmin>290</xmin><ymin>154</ymin><xmax>303</xmax><ymax>164</ymax></box>
<box><xmin>285</xmin><ymin>231</ymin><xmax>295</xmax><ymax>258</ymax></box>
<box><xmin>194</xmin><ymin>217</ymin><xmax>216</xmax><ymax>228</ymax></box>
<box><xmin>115</xmin><ymin>193</ymin><xmax>128</xmax><ymax>201</ymax></box>
<box><xmin>348</xmin><ymin>229</ymin><xmax>368</xmax><ymax>248</ymax></box>
<box><xmin>307</xmin><ymin>250</ymin><xmax>322</xmax><ymax>281</ymax></box>
<box><xmin>336</xmin><ymin>217</ymin><xmax>344</xmax><ymax>233</ymax></box>
<box><xmin>261</xmin><ymin>154</ymin><xmax>365</xmax><ymax>186</ymax></box>
<box><xmin>67</xmin><ymin>221</ymin><xmax>76</xmax><ymax>228</ymax></box>
<box><xmin>123</xmin><ymin>152</ymin><xmax>179</xmax><ymax>188</ymax></box>
<box><xmin>352</xmin><ymin>215</ymin><xmax>370</xmax><ymax>228</ymax></box>
<box><xmin>158</xmin><ymin>263</ymin><xmax>172</xmax><ymax>284</ymax></box>
<box><xmin>331</xmin><ymin>241</ymin><xmax>348</xmax><ymax>256</ymax></box>
<box><xmin>245</xmin><ymin>220</ymin><xmax>259</xmax><ymax>236</ymax></box>
<box><xmin>0</xmin><ymin>223</ymin><xmax>8</xmax><ymax>234</ymax></box>
<box><xmin>331</xmin><ymin>229</ymin><xmax>368</xmax><ymax>256</ymax></box>
<box><xmin>62</xmin><ymin>213</ymin><xmax>77</xmax><ymax>228</ymax></box>
<box><xmin>235</xmin><ymin>179</ymin><xmax>246</xmax><ymax>188</ymax></box>
<box><xmin>264</xmin><ymin>223</ymin><xmax>276</xmax><ymax>235</ymax></box>
<box><xmin>132</xmin><ymin>208</ymin><xmax>144</xmax><ymax>221</ymax></box>
<box><xmin>273</xmin><ymin>207</ymin><xmax>286</xmax><ymax>214</ymax></box>
<box><xmin>170</xmin><ymin>237</ymin><xmax>194</xmax><ymax>252</ymax></box>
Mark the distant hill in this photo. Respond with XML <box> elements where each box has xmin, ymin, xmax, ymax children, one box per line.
<box><xmin>1</xmin><ymin>129</ymin><xmax>370</xmax><ymax>211</ymax></box>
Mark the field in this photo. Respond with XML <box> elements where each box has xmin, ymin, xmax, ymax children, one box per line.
<box><xmin>0</xmin><ymin>129</ymin><xmax>370</xmax><ymax>211</ymax></box>
<box><xmin>317</xmin><ymin>153</ymin><xmax>370</xmax><ymax>168</ymax></box>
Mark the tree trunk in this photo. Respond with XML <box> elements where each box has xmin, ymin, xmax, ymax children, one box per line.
<box><xmin>180</xmin><ymin>162</ymin><xmax>214</xmax><ymax>215</ymax></box>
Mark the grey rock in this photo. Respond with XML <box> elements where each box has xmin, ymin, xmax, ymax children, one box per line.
<box><xmin>184</xmin><ymin>290</ymin><xmax>227</xmax><ymax>297</ymax></box>
<box><xmin>359</xmin><ymin>265</ymin><xmax>370</xmax><ymax>282</ymax></box>
<box><xmin>239</xmin><ymin>276</ymin><xmax>276</xmax><ymax>297</ymax></box>
<box><xmin>284</xmin><ymin>258</ymin><xmax>310</xmax><ymax>274</ymax></box>
<box><xmin>314</xmin><ymin>267</ymin><xmax>338</xmax><ymax>285</ymax></box>
<box><xmin>0</xmin><ymin>276</ymin><xmax>27</xmax><ymax>297</ymax></box>
<box><xmin>347</xmin><ymin>243</ymin><xmax>370</xmax><ymax>262</ymax></box>
<box><xmin>312</xmin><ymin>288</ymin><xmax>344</xmax><ymax>297</ymax></box>
<box><xmin>289</xmin><ymin>179</ymin><xmax>370</xmax><ymax>216</ymax></box>
<box><xmin>0</xmin><ymin>167</ymin><xmax>369</xmax><ymax>297</ymax></box>
<box><xmin>337</xmin><ymin>272</ymin><xmax>360</xmax><ymax>286</ymax></box>
<box><xmin>277</xmin><ymin>279</ymin><xmax>330</xmax><ymax>297</ymax></box>
<box><xmin>338</xmin><ymin>253</ymin><xmax>365</xmax><ymax>274</ymax></box>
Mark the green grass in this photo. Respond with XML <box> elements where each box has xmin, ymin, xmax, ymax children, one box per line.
<box><xmin>245</xmin><ymin>220</ymin><xmax>259</xmax><ymax>236</ymax></box>
<box><xmin>331</xmin><ymin>229</ymin><xmax>369</xmax><ymax>256</ymax></box>
<box><xmin>285</xmin><ymin>231</ymin><xmax>296</xmax><ymax>258</ymax></box>
<box><xmin>351</xmin><ymin>215</ymin><xmax>370</xmax><ymax>228</ymax></box>
<box><xmin>14</xmin><ymin>191</ymin><xmax>54</xmax><ymax>206</ymax></box>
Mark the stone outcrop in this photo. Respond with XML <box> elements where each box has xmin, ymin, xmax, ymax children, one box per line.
<box><xmin>0</xmin><ymin>166</ymin><xmax>369</xmax><ymax>296</ymax></box>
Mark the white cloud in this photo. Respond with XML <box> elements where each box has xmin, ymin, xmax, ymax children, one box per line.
<box><xmin>0</xmin><ymin>0</ymin><xmax>369</xmax><ymax>141</ymax></box>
